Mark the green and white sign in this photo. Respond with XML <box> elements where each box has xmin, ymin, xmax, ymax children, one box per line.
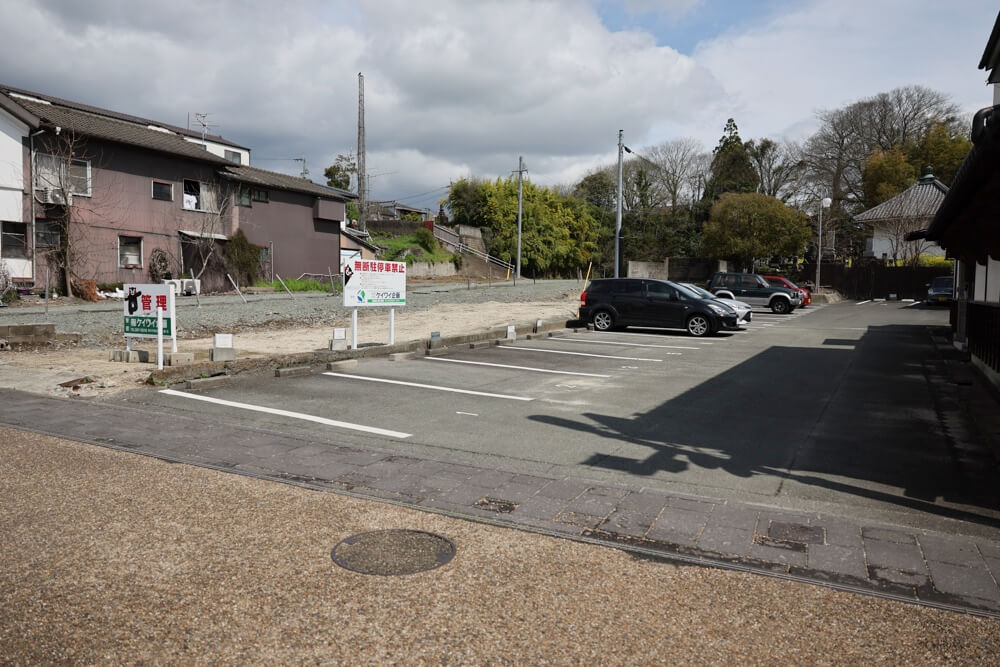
<box><xmin>123</xmin><ymin>283</ymin><xmax>176</xmax><ymax>337</ymax></box>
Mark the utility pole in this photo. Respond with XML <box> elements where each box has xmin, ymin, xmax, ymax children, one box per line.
<box><xmin>615</xmin><ymin>130</ymin><xmax>624</xmax><ymax>278</ymax></box>
<box><xmin>515</xmin><ymin>156</ymin><xmax>526</xmax><ymax>280</ymax></box>
<box><xmin>357</xmin><ymin>72</ymin><xmax>366</xmax><ymax>230</ymax></box>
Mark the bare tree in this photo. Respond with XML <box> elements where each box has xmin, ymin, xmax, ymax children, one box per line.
<box><xmin>32</xmin><ymin>129</ymin><xmax>100</xmax><ymax>295</ymax></box>
<box><xmin>745</xmin><ymin>138</ymin><xmax>806</xmax><ymax>202</ymax></box>
<box><xmin>645</xmin><ymin>137</ymin><xmax>705</xmax><ymax>209</ymax></box>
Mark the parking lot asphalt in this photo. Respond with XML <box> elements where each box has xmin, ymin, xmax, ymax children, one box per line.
<box><xmin>2</xmin><ymin>300</ymin><xmax>999</xmax><ymax>615</ymax></box>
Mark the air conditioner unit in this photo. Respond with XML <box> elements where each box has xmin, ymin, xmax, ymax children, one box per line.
<box><xmin>122</xmin><ymin>253</ymin><xmax>140</xmax><ymax>266</ymax></box>
<box><xmin>37</xmin><ymin>187</ymin><xmax>68</xmax><ymax>205</ymax></box>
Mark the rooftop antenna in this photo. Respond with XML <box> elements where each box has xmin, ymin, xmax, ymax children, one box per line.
<box><xmin>357</xmin><ymin>72</ymin><xmax>366</xmax><ymax>230</ymax></box>
<box><xmin>292</xmin><ymin>157</ymin><xmax>309</xmax><ymax>179</ymax></box>
<box><xmin>191</xmin><ymin>112</ymin><xmax>218</xmax><ymax>141</ymax></box>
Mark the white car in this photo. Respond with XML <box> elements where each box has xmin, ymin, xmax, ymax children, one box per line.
<box><xmin>680</xmin><ymin>283</ymin><xmax>752</xmax><ymax>327</ymax></box>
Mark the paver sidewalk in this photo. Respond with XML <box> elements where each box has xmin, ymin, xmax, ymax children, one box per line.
<box><xmin>2</xmin><ymin>381</ymin><xmax>998</xmax><ymax>616</ymax></box>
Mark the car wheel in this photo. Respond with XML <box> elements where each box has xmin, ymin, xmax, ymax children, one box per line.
<box><xmin>592</xmin><ymin>309</ymin><xmax>614</xmax><ymax>331</ymax></box>
<box><xmin>770</xmin><ymin>298</ymin><xmax>790</xmax><ymax>314</ymax></box>
<box><xmin>686</xmin><ymin>314</ymin><xmax>711</xmax><ymax>337</ymax></box>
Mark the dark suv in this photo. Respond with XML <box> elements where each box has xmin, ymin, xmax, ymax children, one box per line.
<box><xmin>706</xmin><ymin>272</ymin><xmax>802</xmax><ymax>314</ymax></box>
<box><xmin>579</xmin><ymin>278</ymin><xmax>740</xmax><ymax>337</ymax></box>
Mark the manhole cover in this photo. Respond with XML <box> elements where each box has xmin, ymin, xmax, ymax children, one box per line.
<box><xmin>331</xmin><ymin>529</ymin><xmax>455</xmax><ymax>576</ymax></box>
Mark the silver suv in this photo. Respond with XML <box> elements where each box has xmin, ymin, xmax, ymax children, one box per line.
<box><xmin>707</xmin><ymin>272</ymin><xmax>801</xmax><ymax>314</ymax></box>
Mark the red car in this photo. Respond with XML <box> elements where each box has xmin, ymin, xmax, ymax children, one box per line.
<box><xmin>763</xmin><ymin>275</ymin><xmax>811</xmax><ymax>307</ymax></box>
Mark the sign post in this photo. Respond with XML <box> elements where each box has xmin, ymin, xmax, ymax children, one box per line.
<box><xmin>342</xmin><ymin>260</ymin><xmax>406</xmax><ymax>347</ymax></box>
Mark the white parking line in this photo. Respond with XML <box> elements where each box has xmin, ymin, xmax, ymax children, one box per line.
<box><xmin>557</xmin><ymin>338</ymin><xmax>699</xmax><ymax>351</ymax></box>
<box><xmin>323</xmin><ymin>372</ymin><xmax>532</xmax><ymax>401</ymax></box>
<box><xmin>424</xmin><ymin>357</ymin><xmax>612</xmax><ymax>377</ymax></box>
<box><xmin>499</xmin><ymin>345</ymin><xmax>670</xmax><ymax>360</ymax></box>
<box><xmin>857</xmin><ymin>300</ymin><xmax>872</xmax><ymax>305</ymax></box>
<box><xmin>159</xmin><ymin>389</ymin><xmax>411</xmax><ymax>439</ymax></box>
<box><xmin>592</xmin><ymin>330</ymin><xmax>715</xmax><ymax>343</ymax></box>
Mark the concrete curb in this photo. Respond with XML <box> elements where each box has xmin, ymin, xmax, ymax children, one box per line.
<box><xmin>145</xmin><ymin>316</ymin><xmax>578</xmax><ymax>387</ymax></box>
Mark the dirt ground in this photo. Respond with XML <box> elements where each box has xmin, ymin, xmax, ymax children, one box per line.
<box><xmin>0</xmin><ymin>296</ymin><xmax>582</xmax><ymax>399</ymax></box>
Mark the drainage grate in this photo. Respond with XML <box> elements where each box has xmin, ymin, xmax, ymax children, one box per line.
<box><xmin>331</xmin><ymin>529</ymin><xmax>455</xmax><ymax>576</ymax></box>
<box><xmin>474</xmin><ymin>497</ymin><xmax>519</xmax><ymax>513</ymax></box>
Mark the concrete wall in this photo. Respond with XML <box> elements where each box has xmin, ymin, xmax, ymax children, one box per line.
<box><xmin>407</xmin><ymin>261</ymin><xmax>458</xmax><ymax>278</ymax></box>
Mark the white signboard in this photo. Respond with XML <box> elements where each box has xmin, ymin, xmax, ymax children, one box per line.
<box><xmin>342</xmin><ymin>259</ymin><xmax>406</xmax><ymax>307</ymax></box>
<box><xmin>123</xmin><ymin>283</ymin><xmax>176</xmax><ymax>337</ymax></box>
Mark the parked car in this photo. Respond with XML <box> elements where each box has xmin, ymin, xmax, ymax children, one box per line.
<box><xmin>706</xmin><ymin>272</ymin><xmax>802</xmax><ymax>313</ymax></box>
<box><xmin>579</xmin><ymin>278</ymin><xmax>740</xmax><ymax>337</ymax></box>
<box><xmin>679</xmin><ymin>283</ymin><xmax>752</xmax><ymax>327</ymax></box>
<box><xmin>925</xmin><ymin>275</ymin><xmax>954</xmax><ymax>305</ymax></box>
<box><xmin>763</xmin><ymin>275</ymin><xmax>811</xmax><ymax>307</ymax></box>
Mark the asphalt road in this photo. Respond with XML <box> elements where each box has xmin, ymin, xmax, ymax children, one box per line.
<box><xmin>110</xmin><ymin>300</ymin><xmax>1000</xmax><ymax>540</ymax></box>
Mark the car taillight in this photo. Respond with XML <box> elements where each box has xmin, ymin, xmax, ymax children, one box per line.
<box><xmin>580</xmin><ymin>291</ymin><xmax>588</xmax><ymax>303</ymax></box>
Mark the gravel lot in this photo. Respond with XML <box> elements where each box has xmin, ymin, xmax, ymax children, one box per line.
<box><xmin>1</xmin><ymin>279</ymin><xmax>586</xmax><ymax>345</ymax></box>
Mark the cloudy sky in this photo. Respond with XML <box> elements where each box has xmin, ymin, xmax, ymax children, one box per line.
<box><xmin>0</xmin><ymin>0</ymin><xmax>995</xmax><ymax>210</ymax></box>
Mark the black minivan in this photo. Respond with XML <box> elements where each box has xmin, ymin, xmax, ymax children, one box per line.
<box><xmin>579</xmin><ymin>278</ymin><xmax>740</xmax><ymax>337</ymax></box>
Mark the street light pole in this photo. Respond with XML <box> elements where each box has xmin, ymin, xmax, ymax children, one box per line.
<box><xmin>615</xmin><ymin>130</ymin><xmax>623</xmax><ymax>278</ymax></box>
<box><xmin>816</xmin><ymin>197</ymin><xmax>832</xmax><ymax>290</ymax></box>
<box><xmin>515</xmin><ymin>155</ymin><xmax>524</xmax><ymax>280</ymax></box>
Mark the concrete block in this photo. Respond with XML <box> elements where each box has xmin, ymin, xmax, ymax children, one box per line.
<box><xmin>275</xmin><ymin>366</ymin><xmax>311</xmax><ymax>378</ymax></box>
<box><xmin>469</xmin><ymin>341</ymin><xmax>491</xmax><ymax>349</ymax></box>
<box><xmin>388</xmin><ymin>352</ymin><xmax>414</xmax><ymax>361</ymax></box>
<box><xmin>210</xmin><ymin>347</ymin><xmax>237</xmax><ymax>362</ymax></box>
<box><xmin>109</xmin><ymin>349</ymin><xmax>149</xmax><ymax>363</ymax></box>
<box><xmin>166</xmin><ymin>352</ymin><xmax>195</xmax><ymax>367</ymax></box>
<box><xmin>425</xmin><ymin>347</ymin><xmax>450</xmax><ymax>357</ymax></box>
<box><xmin>326</xmin><ymin>359</ymin><xmax>359</xmax><ymax>370</ymax></box>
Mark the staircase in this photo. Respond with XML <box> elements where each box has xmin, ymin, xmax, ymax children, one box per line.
<box><xmin>432</xmin><ymin>225</ymin><xmax>514</xmax><ymax>278</ymax></box>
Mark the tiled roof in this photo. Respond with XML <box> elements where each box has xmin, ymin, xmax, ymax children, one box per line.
<box><xmin>9</xmin><ymin>94</ymin><xmax>233</xmax><ymax>166</ymax></box>
<box><xmin>221</xmin><ymin>165</ymin><xmax>357</xmax><ymax>200</ymax></box>
<box><xmin>2</xmin><ymin>84</ymin><xmax>354</xmax><ymax>201</ymax></box>
<box><xmin>0</xmin><ymin>84</ymin><xmax>247</xmax><ymax>149</ymax></box>
<box><xmin>0</xmin><ymin>91</ymin><xmax>39</xmax><ymax>128</ymax></box>
<box><xmin>853</xmin><ymin>174</ymin><xmax>948</xmax><ymax>223</ymax></box>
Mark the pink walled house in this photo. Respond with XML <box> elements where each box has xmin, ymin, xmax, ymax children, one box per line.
<box><xmin>0</xmin><ymin>85</ymin><xmax>356</xmax><ymax>293</ymax></box>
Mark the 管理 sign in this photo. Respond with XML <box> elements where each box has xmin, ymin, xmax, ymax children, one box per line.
<box><xmin>123</xmin><ymin>283</ymin><xmax>176</xmax><ymax>336</ymax></box>
<box><xmin>343</xmin><ymin>260</ymin><xmax>406</xmax><ymax>307</ymax></box>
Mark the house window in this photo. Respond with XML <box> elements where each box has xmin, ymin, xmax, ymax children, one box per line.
<box><xmin>236</xmin><ymin>186</ymin><xmax>252</xmax><ymax>207</ymax></box>
<box><xmin>252</xmin><ymin>189</ymin><xmax>269</xmax><ymax>203</ymax></box>
<box><xmin>1</xmin><ymin>222</ymin><xmax>28</xmax><ymax>259</ymax></box>
<box><xmin>152</xmin><ymin>181</ymin><xmax>173</xmax><ymax>201</ymax></box>
<box><xmin>35</xmin><ymin>221</ymin><xmax>61</xmax><ymax>249</ymax></box>
<box><xmin>119</xmin><ymin>236</ymin><xmax>142</xmax><ymax>267</ymax></box>
<box><xmin>225</xmin><ymin>150</ymin><xmax>242</xmax><ymax>164</ymax></box>
<box><xmin>34</xmin><ymin>154</ymin><xmax>92</xmax><ymax>198</ymax></box>
<box><xmin>182</xmin><ymin>179</ymin><xmax>219</xmax><ymax>212</ymax></box>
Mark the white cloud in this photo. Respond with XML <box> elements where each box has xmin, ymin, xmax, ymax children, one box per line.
<box><xmin>684</xmin><ymin>0</ymin><xmax>995</xmax><ymax>145</ymax></box>
<box><xmin>0</xmin><ymin>0</ymin><xmax>994</xmax><ymax>201</ymax></box>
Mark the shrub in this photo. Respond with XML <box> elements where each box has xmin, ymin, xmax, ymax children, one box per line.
<box><xmin>224</xmin><ymin>229</ymin><xmax>261</xmax><ymax>287</ymax></box>
<box><xmin>414</xmin><ymin>226</ymin><xmax>438</xmax><ymax>253</ymax></box>
<box><xmin>148</xmin><ymin>248</ymin><xmax>171</xmax><ymax>282</ymax></box>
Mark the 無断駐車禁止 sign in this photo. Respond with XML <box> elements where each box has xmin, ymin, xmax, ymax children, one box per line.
<box><xmin>342</xmin><ymin>260</ymin><xmax>406</xmax><ymax>307</ymax></box>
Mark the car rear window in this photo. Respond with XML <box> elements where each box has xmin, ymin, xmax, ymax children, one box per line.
<box><xmin>613</xmin><ymin>280</ymin><xmax>643</xmax><ymax>295</ymax></box>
